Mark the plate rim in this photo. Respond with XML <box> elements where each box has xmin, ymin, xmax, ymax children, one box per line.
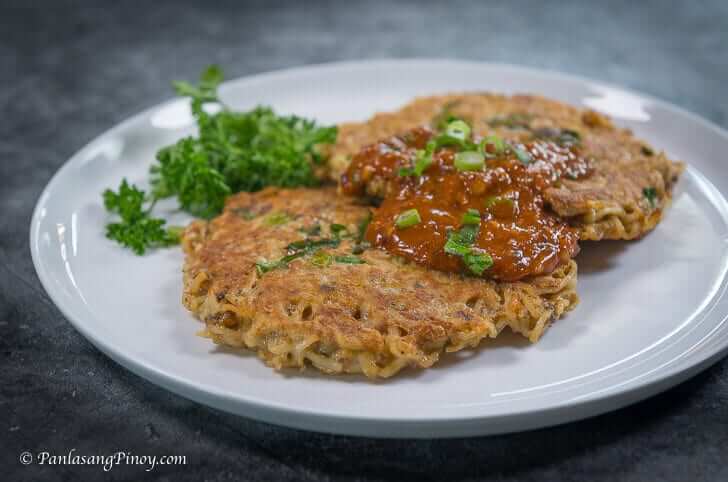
<box><xmin>29</xmin><ymin>58</ymin><xmax>728</xmax><ymax>438</ymax></box>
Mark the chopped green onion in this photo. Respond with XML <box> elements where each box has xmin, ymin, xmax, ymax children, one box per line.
<box><xmin>454</xmin><ymin>151</ymin><xmax>485</xmax><ymax>171</ymax></box>
<box><xmin>445</xmin><ymin>223</ymin><xmax>479</xmax><ymax>256</ymax></box>
<box><xmin>352</xmin><ymin>213</ymin><xmax>372</xmax><ymax>253</ymax></box>
<box><xmin>643</xmin><ymin>187</ymin><xmax>658</xmax><ymax>207</ymax></box>
<box><xmin>462</xmin><ymin>209</ymin><xmax>481</xmax><ymax>225</ymax></box>
<box><xmin>511</xmin><ymin>146</ymin><xmax>533</xmax><ymax>165</ymax></box>
<box><xmin>287</xmin><ymin>237</ymin><xmax>340</xmax><ymax>252</ymax></box>
<box><xmin>458</xmin><ymin>223</ymin><xmax>478</xmax><ymax>244</ymax></box>
<box><xmin>430</xmin><ymin>119</ymin><xmax>476</xmax><ymax>151</ymax></box>
<box><xmin>484</xmin><ymin>196</ymin><xmax>514</xmax><ymax>209</ymax></box>
<box><xmin>330</xmin><ymin>223</ymin><xmax>348</xmax><ymax>238</ymax></box>
<box><xmin>532</xmin><ymin>127</ymin><xmax>581</xmax><ymax>146</ymax></box>
<box><xmin>334</xmin><ymin>254</ymin><xmax>365</xmax><ymax>264</ymax></box>
<box><xmin>351</xmin><ymin>241</ymin><xmax>371</xmax><ymax>255</ymax></box>
<box><xmin>431</xmin><ymin>100</ymin><xmax>462</xmax><ymax>130</ymax></box>
<box><xmin>281</xmin><ymin>251</ymin><xmax>306</xmax><ymax>263</ymax></box>
<box><xmin>310</xmin><ymin>250</ymin><xmax>333</xmax><ymax>268</ymax></box>
<box><xmin>480</xmin><ymin>136</ymin><xmax>506</xmax><ymax>156</ymax></box>
<box><xmin>357</xmin><ymin>212</ymin><xmax>371</xmax><ymax>241</ymax></box>
<box><xmin>255</xmin><ymin>259</ymin><xmax>281</xmax><ymax>274</ymax></box>
<box><xmin>256</xmin><ymin>250</ymin><xmax>306</xmax><ymax>274</ymax></box>
<box><xmin>557</xmin><ymin>129</ymin><xmax>581</xmax><ymax>146</ymax></box>
<box><xmin>433</xmin><ymin>114</ymin><xmax>460</xmax><ymax>131</ymax></box>
<box><xmin>395</xmin><ymin>209</ymin><xmax>422</xmax><ymax>229</ymax></box>
<box><xmin>259</xmin><ymin>236</ymin><xmax>343</xmax><ymax>275</ymax></box>
<box><xmin>484</xmin><ymin>196</ymin><xmax>499</xmax><ymax>208</ymax></box>
<box><xmin>399</xmin><ymin>149</ymin><xmax>434</xmax><ymax>177</ymax></box>
<box><xmin>445</xmin><ymin>119</ymin><xmax>471</xmax><ymax>142</ymax></box>
<box><xmin>413</xmin><ymin>150</ymin><xmax>434</xmax><ymax>176</ymax></box>
<box><xmin>443</xmin><ymin>224</ymin><xmax>492</xmax><ymax>276</ymax></box>
<box><xmin>264</xmin><ymin>211</ymin><xmax>292</xmax><ymax>226</ymax></box>
<box><xmin>463</xmin><ymin>251</ymin><xmax>494</xmax><ymax>275</ymax></box>
<box><xmin>444</xmin><ymin>235</ymin><xmax>471</xmax><ymax>257</ymax></box>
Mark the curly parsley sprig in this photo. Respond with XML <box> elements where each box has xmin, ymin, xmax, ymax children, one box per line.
<box><xmin>103</xmin><ymin>66</ymin><xmax>338</xmax><ymax>254</ymax></box>
<box><xmin>102</xmin><ymin>180</ymin><xmax>181</xmax><ymax>255</ymax></box>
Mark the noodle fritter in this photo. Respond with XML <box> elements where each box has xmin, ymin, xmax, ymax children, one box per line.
<box><xmin>329</xmin><ymin>93</ymin><xmax>684</xmax><ymax>240</ymax></box>
<box><xmin>182</xmin><ymin>187</ymin><xmax>578</xmax><ymax>378</ymax></box>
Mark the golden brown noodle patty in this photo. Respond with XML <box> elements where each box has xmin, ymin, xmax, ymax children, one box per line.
<box><xmin>182</xmin><ymin>187</ymin><xmax>578</xmax><ymax>378</ymax></box>
<box><xmin>329</xmin><ymin>93</ymin><xmax>684</xmax><ymax>240</ymax></box>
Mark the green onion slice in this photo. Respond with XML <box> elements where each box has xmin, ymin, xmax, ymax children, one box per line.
<box><xmin>334</xmin><ymin>254</ymin><xmax>365</xmax><ymax>264</ymax></box>
<box><xmin>445</xmin><ymin>119</ymin><xmax>471</xmax><ymax>142</ymax></box>
<box><xmin>399</xmin><ymin>149</ymin><xmax>435</xmax><ymax>177</ymax></box>
<box><xmin>443</xmin><ymin>224</ymin><xmax>493</xmax><ymax>276</ymax></box>
<box><xmin>458</xmin><ymin>223</ymin><xmax>478</xmax><ymax>244</ymax></box>
<box><xmin>484</xmin><ymin>196</ymin><xmax>514</xmax><ymax>209</ymax></box>
<box><xmin>357</xmin><ymin>212</ymin><xmax>371</xmax><ymax>241</ymax></box>
<box><xmin>444</xmin><ymin>236</ymin><xmax>471</xmax><ymax>257</ymax></box>
<box><xmin>310</xmin><ymin>250</ymin><xmax>333</xmax><ymax>268</ymax></box>
<box><xmin>463</xmin><ymin>251</ymin><xmax>494</xmax><ymax>275</ymax></box>
<box><xmin>480</xmin><ymin>136</ymin><xmax>506</xmax><ymax>156</ymax></box>
<box><xmin>454</xmin><ymin>151</ymin><xmax>485</xmax><ymax>171</ymax></box>
<box><xmin>511</xmin><ymin>146</ymin><xmax>533</xmax><ymax>165</ymax></box>
<box><xmin>413</xmin><ymin>150</ymin><xmax>434</xmax><ymax>176</ymax></box>
<box><xmin>287</xmin><ymin>237</ymin><xmax>340</xmax><ymax>252</ymax></box>
<box><xmin>255</xmin><ymin>259</ymin><xmax>280</xmax><ymax>274</ymax></box>
<box><xmin>462</xmin><ymin>208</ymin><xmax>481</xmax><ymax>225</ymax></box>
<box><xmin>395</xmin><ymin>208</ymin><xmax>422</xmax><ymax>229</ymax></box>
<box><xmin>330</xmin><ymin>223</ymin><xmax>348</xmax><ymax>238</ymax></box>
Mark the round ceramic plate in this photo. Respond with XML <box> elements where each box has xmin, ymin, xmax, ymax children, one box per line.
<box><xmin>31</xmin><ymin>60</ymin><xmax>728</xmax><ymax>438</ymax></box>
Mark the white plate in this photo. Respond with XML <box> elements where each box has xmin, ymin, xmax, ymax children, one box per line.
<box><xmin>31</xmin><ymin>60</ymin><xmax>728</xmax><ymax>438</ymax></box>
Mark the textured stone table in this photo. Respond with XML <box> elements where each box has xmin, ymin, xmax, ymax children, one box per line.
<box><xmin>2</xmin><ymin>1</ymin><xmax>727</xmax><ymax>480</ymax></box>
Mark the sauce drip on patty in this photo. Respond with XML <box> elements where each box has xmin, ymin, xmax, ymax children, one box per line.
<box><xmin>341</xmin><ymin>126</ymin><xmax>591</xmax><ymax>281</ymax></box>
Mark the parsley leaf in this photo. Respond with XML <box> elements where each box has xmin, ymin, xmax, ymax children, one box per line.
<box><xmin>151</xmin><ymin>67</ymin><xmax>337</xmax><ymax>218</ymax></box>
<box><xmin>102</xmin><ymin>179</ymin><xmax>180</xmax><ymax>255</ymax></box>
<box><xmin>172</xmin><ymin>65</ymin><xmax>224</xmax><ymax>109</ymax></box>
<box><xmin>104</xmin><ymin>66</ymin><xmax>338</xmax><ymax>254</ymax></box>
<box><xmin>151</xmin><ymin>138</ymin><xmax>231</xmax><ymax>218</ymax></box>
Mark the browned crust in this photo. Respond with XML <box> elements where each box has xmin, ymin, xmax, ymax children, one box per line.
<box><xmin>181</xmin><ymin>187</ymin><xmax>579</xmax><ymax>378</ymax></box>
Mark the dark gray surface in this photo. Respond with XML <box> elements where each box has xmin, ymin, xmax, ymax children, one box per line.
<box><xmin>2</xmin><ymin>0</ymin><xmax>727</xmax><ymax>480</ymax></box>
